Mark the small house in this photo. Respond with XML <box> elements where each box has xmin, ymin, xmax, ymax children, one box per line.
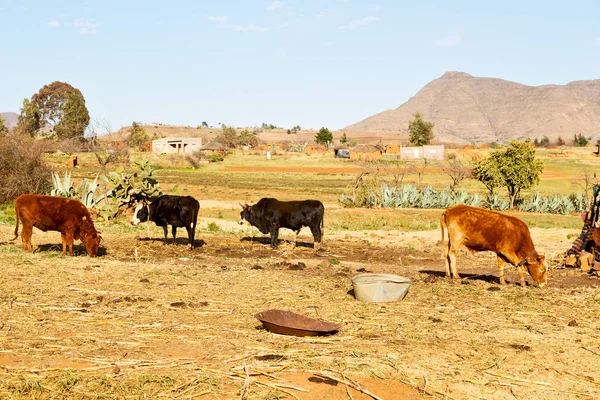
<box><xmin>399</xmin><ymin>145</ymin><xmax>445</xmax><ymax>160</ymax></box>
<box><xmin>306</xmin><ymin>144</ymin><xmax>328</xmax><ymax>155</ymax></box>
<box><xmin>400</xmin><ymin>146</ymin><xmax>423</xmax><ymax>160</ymax></box>
<box><xmin>385</xmin><ymin>144</ymin><xmax>400</xmax><ymax>154</ymax></box>
<box><xmin>423</xmin><ymin>145</ymin><xmax>444</xmax><ymax>160</ymax></box>
<box><xmin>349</xmin><ymin>144</ymin><xmax>382</xmax><ymax>161</ymax></box>
<box><xmin>152</xmin><ymin>137</ymin><xmax>202</xmax><ymax>154</ymax></box>
<box><xmin>200</xmin><ymin>141</ymin><xmax>227</xmax><ymax>155</ymax></box>
<box><xmin>334</xmin><ymin>146</ymin><xmax>350</xmax><ymax>159</ymax></box>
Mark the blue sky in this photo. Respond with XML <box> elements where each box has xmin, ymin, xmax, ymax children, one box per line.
<box><xmin>1</xmin><ymin>0</ymin><xmax>599</xmax><ymax>132</ymax></box>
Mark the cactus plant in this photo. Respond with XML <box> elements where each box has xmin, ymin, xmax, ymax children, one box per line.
<box><xmin>99</xmin><ymin>160</ymin><xmax>163</xmax><ymax>219</ymax></box>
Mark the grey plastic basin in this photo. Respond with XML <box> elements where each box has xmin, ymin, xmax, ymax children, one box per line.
<box><xmin>351</xmin><ymin>273</ymin><xmax>412</xmax><ymax>303</ymax></box>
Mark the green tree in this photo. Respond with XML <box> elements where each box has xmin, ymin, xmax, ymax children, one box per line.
<box><xmin>340</xmin><ymin>131</ymin><xmax>348</xmax><ymax>144</ymax></box>
<box><xmin>201</xmin><ymin>121</ymin><xmax>208</xmax><ymax>128</ymax></box>
<box><xmin>291</xmin><ymin>125</ymin><xmax>301</xmax><ymax>133</ymax></box>
<box><xmin>215</xmin><ymin>124</ymin><xmax>238</xmax><ymax>148</ymax></box>
<box><xmin>315</xmin><ymin>127</ymin><xmax>333</xmax><ymax>146</ymax></box>
<box><xmin>0</xmin><ymin>114</ymin><xmax>8</xmax><ymax>137</ymax></box>
<box><xmin>472</xmin><ymin>157</ymin><xmax>503</xmax><ymax>196</ymax></box>
<box><xmin>408</xmin><ymin>112</ymin><xmax>434</xmax><ymax>146</ymax></box>
<box><xmin>30</xmin><ymin>81</ymin><xmax>90</xmax><ymax>139</ymax></box>
<box><xmin>238</xmin><ymin>128</ymin><xmax>258</xmax><ymax>147</ymax></box>
<box><xmin>473</xmin><ymin>139</ymin><xmax>544</xmax><ymax>208</ymax></box>
<box><xmin>556</xmin><ymin>136</ymin><xmax>565</xmax><ymax>146</ymax></box>
<box><xmin>126</xmin><ymin>122</ymin><xmax>149</xmax><ymax>148</ymax></box>
<box><xmin>15</xmin><ymin>98</ymin><xmax>41</xmax><ymax>137</ymax></box>
<box><xmin>573</xmin><ymin>133</ymin><xmax>588</xmax><ymax>147</ymax></box>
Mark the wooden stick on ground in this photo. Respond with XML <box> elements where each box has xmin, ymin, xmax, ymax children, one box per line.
<box><xmin>239</xmin><ymin>361</ymin><xmax>250</xmax><ymax>400</ymax></box>
<box><xmin>484</xmin><ymin>371</ymin><xmax>551</xmax><ymax>386</ymax></box>
<box><xmin>315</xmin><ymin>372</ymin><xmax>383</xmax><ymax>400</ymax></box>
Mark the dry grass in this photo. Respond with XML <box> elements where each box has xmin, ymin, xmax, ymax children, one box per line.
<box><xmin>1</xmin><ymin>220</ymin><xmax>599</xmax><ymax>399</ymax></box>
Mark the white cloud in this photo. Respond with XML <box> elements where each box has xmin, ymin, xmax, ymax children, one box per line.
<box><xmin>47</xmin><ymin>19</ymin><xmax>61</xmax><ymax>28</ymax></box>
<box><xmin>317</xmin><ymin>9</ymin><xmax>335</xmax><ymax>19</ymax></box>
<box><xmin>229</xmin><ymin>24</ymin><xmax>270</xmax><ymax>32</ymax></box>
<box><xmin>207</xmin><ymin>15</ymin><xmax>228</xmax><ymax>23</ymax></box>
<box><xmin>436</xmin><ymin>33</ymin><xmax>461</xmax><ymax>47</ymax></box>
<box><xmin>370</xmin><ymin>5</ymin><xmax>382</xmax><ymax>11</ymax></box>
<box><xmin>74</xmin><ymin>18</ymin><xmax>99</xmax><ymax>35</ymax></box>
<box><xmin>207</xmin><ymin>16</ymin><xmax>270</xmax><ymax>32</ymax></box>
<box><xmin>266</xmin><ymin>1</ymin><xmax>281</xmax><ymax>12</ymax></box>
<box><xmin>337</xmin><ymin>16</ymin><xmax>378</xmax><ymax>31</ymax></box>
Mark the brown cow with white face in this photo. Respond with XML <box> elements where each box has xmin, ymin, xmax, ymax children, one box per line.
<box><xmin>440</xmin><ymin>204</ymin><xmax>547</xmax><ymax>287</ymax></box>
<box><xmin>12</xmin><ymin>194</ymin><xmax>102</xmax><ymax>257</ymax></box>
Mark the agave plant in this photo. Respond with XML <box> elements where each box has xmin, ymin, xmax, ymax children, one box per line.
<box><xmin>51</xmin><ymin>171</ymin><xmax>77</xmax><ymax>197</ymax></box>
<box><xmin>486</xmin><ymin>194</ymin><xmax>510</xmax><ymax>211</ymax></box>
<box><xmin>77</xmin><ymin>174</ymin><xmax>106</xmax><ymax>209</ymax></box>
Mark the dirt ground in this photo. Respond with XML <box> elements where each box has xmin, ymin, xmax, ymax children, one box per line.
<box><xmin>1</xmin><ymin>219</ymin><xmax>600</xmax><ymax>399</ymax></box>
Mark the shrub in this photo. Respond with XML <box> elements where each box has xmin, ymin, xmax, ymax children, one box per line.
<box><xmin>0</xmin><ymin>135</ymin><xmax>52</xmax><ymax>203</ymax></box>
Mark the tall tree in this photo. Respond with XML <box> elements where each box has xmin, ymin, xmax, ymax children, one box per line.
<box><xmin>315</xmin><ymin>127</ymin><xmax>333</xmax><ymax>146</ymax></box>
<box><xmin>473</xmin><ymin>139</ymin><xmax>544</xmax><ymax>208</ymax></box>
<box><xmin>126</xmin><ymin>122</ymin><xmax>149</xmax><ymax>148</ymax></box>
<box><xmin>215</xmin><ymin>124</ymin><xmax>239</xmax><ymax>148</ymax></box>
<box><xmin>340</xmin><ymin>131</ymin><xmax>348</xmax><ymax>144</ymax></box>
<box><xmin>0</xmin><ymin>114</ymin><xmax>8</xmax><ymax>137</ymax></box>
<box><xmin>408</xmin><ymin>112</ymin><xmax>434</xmax><ymax>146</ymax></box>
<box><xmin>15</xmin><ymin>98</ymin><xmax>41</xmax><ymax>136</ymax></box>
<box><xmin>31</xmin><ymin>81</ymin><xmax>90</xmax><ymax>139</ymax></box>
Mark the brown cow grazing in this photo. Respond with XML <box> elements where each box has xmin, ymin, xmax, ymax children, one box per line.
<box><xmin>440</xmin><ymin>204</ymin><xmax>547</xmax><ymax>287</ymax></box>
<box><xmin>12</xmin><ymin>194</ymin><xmax>102</xmax><ymax>257</ymax></box>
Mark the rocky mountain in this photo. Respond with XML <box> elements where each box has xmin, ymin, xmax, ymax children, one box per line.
<box><xmin>0</xmin><ymin>112</ymin><xmax>19</xmax><ymax>128</ymax></box>
<box><xmin>345</xmin><ymin>72</ymin><xmax>600</xmax><ymax>144</ymax></box>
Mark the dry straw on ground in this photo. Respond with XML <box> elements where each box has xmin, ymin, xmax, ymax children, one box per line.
<box><xmin>1</xmin><ymin>222</ymin><xmax>599</xmax><ymax>399</ymax></box>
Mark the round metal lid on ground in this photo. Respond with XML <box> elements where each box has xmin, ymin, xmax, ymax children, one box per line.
<box><xmin>254</xmin><ymin>309</ymin><xmax>341</xmax><ymax>337</ymax></box>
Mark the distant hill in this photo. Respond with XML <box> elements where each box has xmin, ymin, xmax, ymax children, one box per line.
<box><xmin>102</xmin><ymin>124</ymin><xmax>409</xmax><ymax>145</ymax></box>
<box><xmin>0</xmin><ymin>112</ymin><xmax>18</xmax><ymax>128</ymax></box>
<box><xmin>345</xmin><ymin>72</ymin><xmax>600</xmax><ymax>144</ymax></box>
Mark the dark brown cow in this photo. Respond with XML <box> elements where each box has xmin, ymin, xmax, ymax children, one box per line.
<box><xmin>440</xmin><ymin>204</ymin><xmax>547</xmax><ymax>287</ymax></box>
<box><xmin>12</xmin><ymin>194</ymin><xmax>102</xmax><ymax>257</ymax></box>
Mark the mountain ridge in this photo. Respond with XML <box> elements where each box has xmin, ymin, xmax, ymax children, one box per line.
<box><xmin>345</xmin><ymin>72</ymin><xmax>600</xmax><ymax>144</ymax></box>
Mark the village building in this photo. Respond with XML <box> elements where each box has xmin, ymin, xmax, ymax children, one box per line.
<box><xmin>200</xmin><ymin>141</ymin><xmax>227</xmax><ymax>155</ymax></box>
<box><xmin>305</xmin><ymin>144</ymin><xmax>328</xmax><ymax>155</ymax></box>
<box><xmin>399</xmin><ymin>145</ymin><xmax>445</xmax><ymax>160</ymax></box>
<box><xmin>349</xmin><ymin>144</ymin><xmax>382</xmax><ymax>161</ymax></box>
<box><xmin>152</xmin><ymin>137</ymin><xmax>202</xmax><ymax>154</ymax></box>
<box><xmin>385</xmin><ymin>144</ymin><xmax>400</xmax><ymax>154</ymax></box>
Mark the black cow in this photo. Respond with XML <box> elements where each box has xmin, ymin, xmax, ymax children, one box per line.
<box><xmin>239</xmin><ymin>198</ymin><xmax>324</xmax><ymax>249</ymax></box>
<box><xmin>131</xmin><ymin>195</ymin><xmax>200</xmax><ymax>249</ymax></box>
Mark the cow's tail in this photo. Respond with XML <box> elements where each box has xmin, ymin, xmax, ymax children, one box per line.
<box><xmin>192</xmin><ymin>202</ymin><xmax>199</xmax><ymax>232</ymax></box>
<box><xmin>11</xmin><ymin>207</ymin><xmax>19</xmax><ymax>241</ymax></box>
<box><xmin>439</xmin><ymin>212</ymin><xmax>446</xmax><ymax>255</ymax></box>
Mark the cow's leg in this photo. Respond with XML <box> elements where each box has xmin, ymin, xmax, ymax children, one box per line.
<box><xmin>447</xmin><ymin>236</ymin><xmax>463</xmax><ymax>280</ymax></box>
<box><xmin>21</xmin><ymin>223</ymin><xmax>34</xmax><ymax>252</ymax></box>
<box><xmin>497</xmin><ymin>256</ymin><xmax>506</xmax><ymax>285</ymax></box>
<box><xmin>270</xmin><ymin>225</ymin><xmax>279</xmax><ymax>249</ymax></box>
<box><xmin>172</xmin><ymin>226</ymin><xmax>177</xmax><ymax>245</ymax></box>
<box><xmin>309</xmin><ymin>224</ymin><xmax>322</xmax><ymax>250</ymax></box>
<box><xmin>162</xmin><ymin>225</ymin><xmax>169</xmax><ymax>245</ymax></box>
<box><xmin>185</xmin><ymin>225</ymin><xmax>194</xmax><ymax>249</ymax></box>
<box><xmin>294</xmin><ymin>230</ymin><xmax>300</xmax><ymax>247</ymax></box>
<box><xmin>443</xmin><ymin>238</ymin><xmax>451</xmax><ymax>278</ymax></box>
<box><xmin>517</xmin><ymin>266</ymin><xmax>527</xmax><ymax>287</ymax></box>
<box><xmin>61</xmin><ymin>233</ymin><xmax>67</xmax><ymax>255</ymax></box>
<box><xmin>65</xmin><ymin>231</ymin><xmax>75</xmax><ymax>255</ymax></box>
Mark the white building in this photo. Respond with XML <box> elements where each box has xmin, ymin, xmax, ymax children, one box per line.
<box><xmin>152</xmin><ymin>137</ymin><xmax>203</xmax><ymax>154</ymax></box>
